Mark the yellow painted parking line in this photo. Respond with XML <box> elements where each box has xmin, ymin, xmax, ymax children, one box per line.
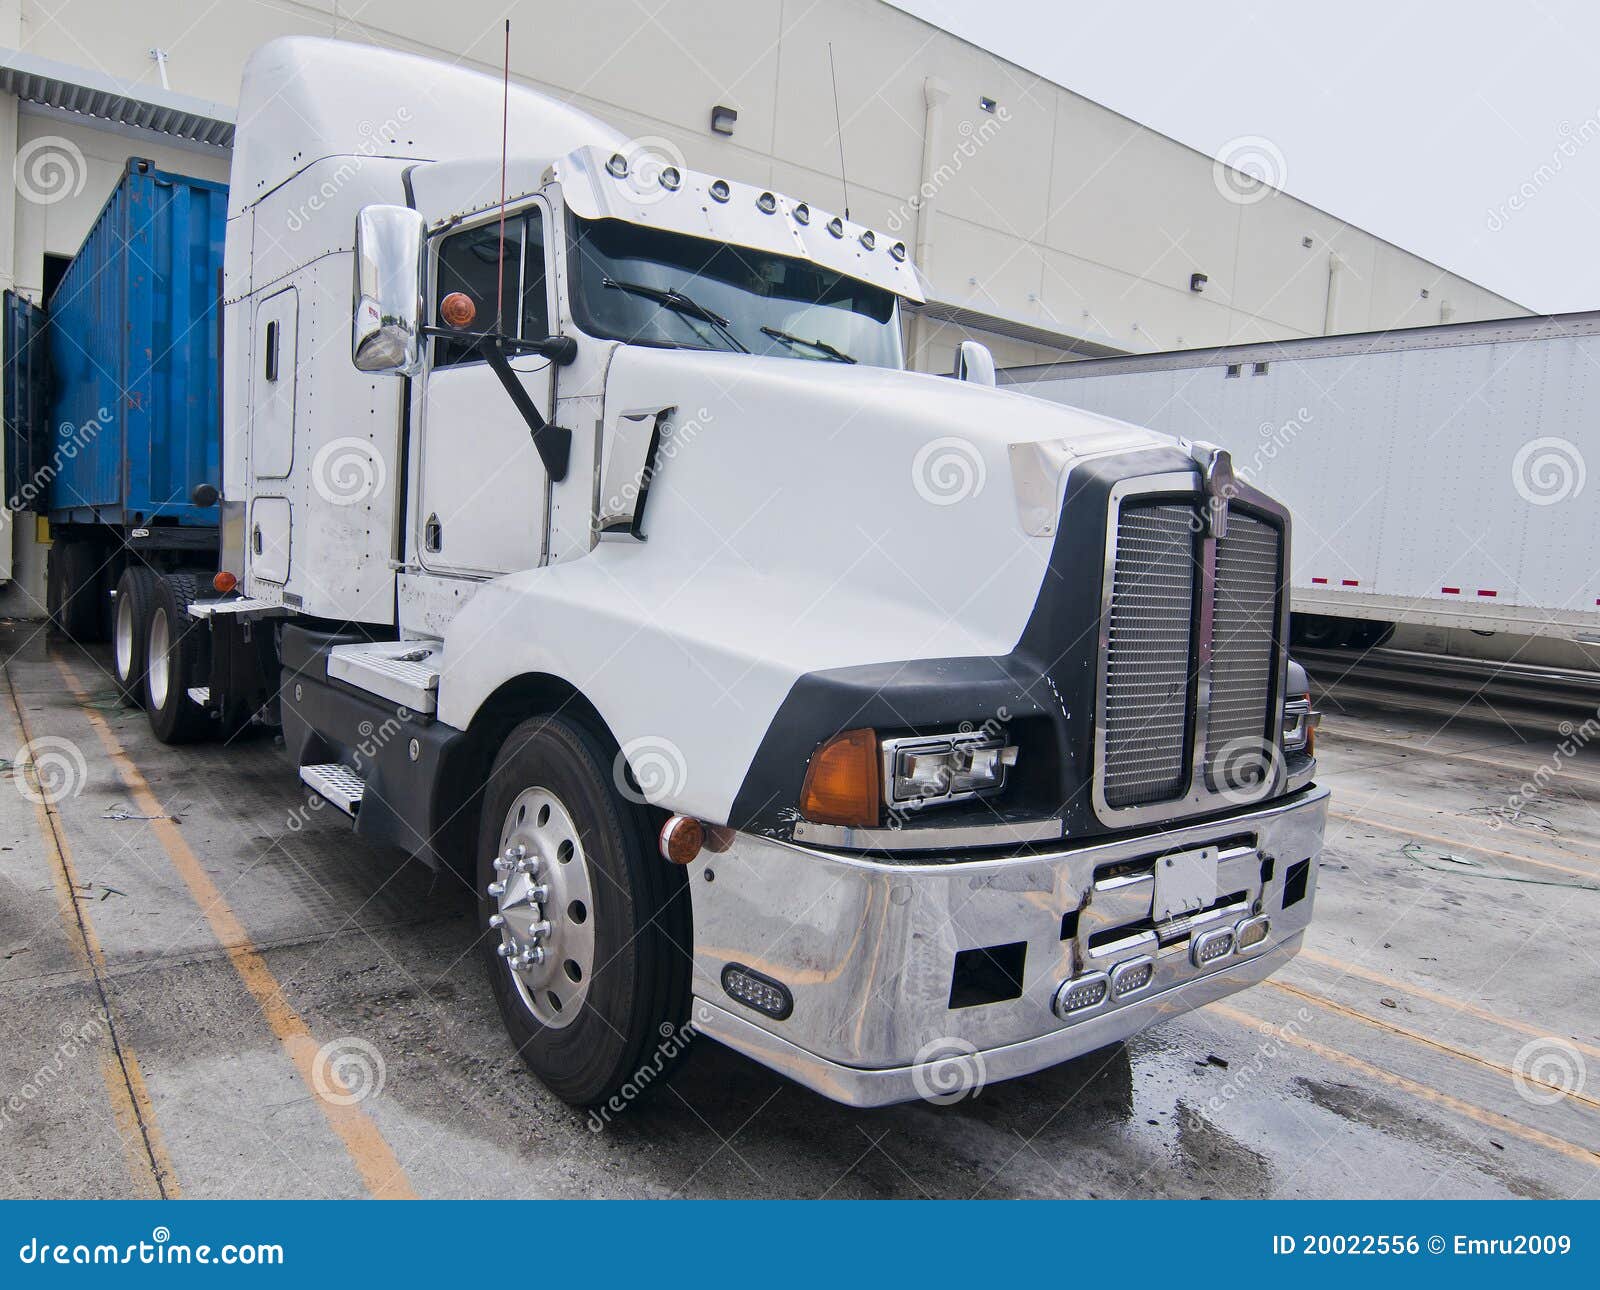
<box><xmin>2</xmin><ymin>669</ymin><xmax>178</xmax><ymax>1199</ymax></box>
<box><xmin>1265</xmin><ymin>978</ymin><xmax>1600</xmax><ymax>1112</ymax></box>
<box><xmin>1329</xmin><ymin>809</ymin><xmax>1599</xmax><ymax>881</ymax></box>
<box><xmin>1212</xmin><ymin>1002</ymin><xmax>1600</xmax><ymax>1167</ymax></box>
<box><xmin>1296</xmin><ymin>947</ymin><xmax>1600</xmax><ymax>1065</ymax></box>
<box><xmin>53</xmin><ymin>656</ymin><xmax>417</xmax><ymax>1201</ymax></box>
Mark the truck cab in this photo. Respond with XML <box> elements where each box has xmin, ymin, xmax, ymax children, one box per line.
<box><xmin>153</xmin><ymin>36</ymin><xmax>1329</xmax><ymax>1108</ymax></box>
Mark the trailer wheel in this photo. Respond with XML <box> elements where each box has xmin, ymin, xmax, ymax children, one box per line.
<box><xmin>478</xmin><ymin>714</ymin><xmax>692</xmax><ymax>1107</ymax></box>
<box><xmin>112</xmin><ymin>565</ymin><xmax>161</xmax><ymax>707</ymax></box>
<box><xmin>50</xmin><ymin>541</ymin><xmax>108</xmax><ymax>643</ymax></box>
<box><xmin>146</xmin><ymin>573</ymin><xmax>212</xmax><ymax>744</ymax></box>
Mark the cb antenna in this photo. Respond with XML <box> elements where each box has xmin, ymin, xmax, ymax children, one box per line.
<box><xmin>827</xmin><ymin>42</ymin><xmax>850</xmax><ymax>221</ymax></box>
<box><xmin>496</xmin><ymin>18</ymin><xmax>511</xmax><ymax>331</ymax></box>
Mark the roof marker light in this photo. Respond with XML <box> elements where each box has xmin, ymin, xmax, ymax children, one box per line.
<box><xmin>606</xmin><ymin>152</ymin><xmax>628</xmax><ymax>178</ymax></box>
<box><xmin>659</xmin><ymin>166</ymin><xmax>681</xmax><ymax>191</ymax></box>
<box><xmin>859</xmin><ymin>230</ymin><xmax>876</xmax><ymax>250</ymax></box>
<box><xmin>827</xmin><ymin>215</ymin><xmax>845</xmax><ymax>238</ymax></box>
<box><xmin>890</xmin><ymin>241</ymin><xmax>907</xmax><ymax>261</ymax></box>
<box><xmin>793</xmin><ymin>202</ymin><xmax>811</xmax><ymax>225</ymax></box>
<box><xmin>757</xmin><ymin>191</ymin><xmax>777</xmax><ymax>214</ymax></box>
<box><xmin>709</xmin><ymin>179</ymin><xmax>731</xmax><ymax>203</ymax></box>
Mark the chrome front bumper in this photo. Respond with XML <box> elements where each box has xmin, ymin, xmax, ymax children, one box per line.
<box><xmin>687</xmin><ymin>784</ymin><xmax>1329</xmax><ymax>1107</ymax></box>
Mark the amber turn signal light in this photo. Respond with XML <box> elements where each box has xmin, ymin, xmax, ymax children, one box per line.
<box><xmin>659</xmin><ymin>815</ymin><xmax>704</xmax><ymax>865</ymax></box>
<box><xmin>798</xmin><ymin>728</ymin><xmax>880</xmax><ymax>828</ymax></box>
<box><xmin>213</xmin><ymin>570</ymin><xmax>238</xmax><ymax>593</ymax></box>
<box><xmin>440</xmin><ymin>291</ymin><xmax>477</xmax><ymax>329</ymax></box>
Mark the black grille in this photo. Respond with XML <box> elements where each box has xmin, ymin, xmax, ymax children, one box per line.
<box><xmin>1101</xmin><ymin>498</ymin><xmax>1282</xmax><ymax>811</ymax></box>
<box><xmin>1102</xmin><ymin>503</ymin><xmax>1197</xmax><ymax>807</ymax></box>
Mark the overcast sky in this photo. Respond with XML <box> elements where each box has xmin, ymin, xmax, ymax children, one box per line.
<box><xmin>891</xmin><ymin>0</ymin><xmax>1599</xmax><ymax>314</ymax></box>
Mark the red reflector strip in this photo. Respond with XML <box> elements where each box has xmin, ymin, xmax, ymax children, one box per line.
<box><xmin>1442</xmin><ymin>587</ymin><xmax>1460</xmax><ymax>595</ymax></box>
<box><xmin>1311</xmin><ymin>577</ymin><xmax>1329</xmax><ymax>585</ymax></box>
<box><xmin>1478</xmin><ymin>589</ymin><xmax>1497</xmax><ymax>598</ymax></box>
<box><xmin>1341</xmin><ymin>579</ymin><xmax>1359</xmax><ymax>587</ymax></box>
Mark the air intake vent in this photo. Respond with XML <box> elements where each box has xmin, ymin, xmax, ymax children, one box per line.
<box><xmin>1102</xmin><ymin>502</ymin><xmax>1198</xmax><ymax>807</ymax></box>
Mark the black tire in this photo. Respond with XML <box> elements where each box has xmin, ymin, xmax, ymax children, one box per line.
<box><xmin>112</xmin><ymin>565</ymin><xmax>161</xmax><ymax>707</ymax></box>
<box><xmin>145</xmin><ymin>573</ymin><xmax>212</xmax><ymax>744</ymax></box>
<box><xmin>51</xmin><ymin>541</ymin><xmax>108</xmax><ymax>643</ymax></box>
<box><xmin>478</xmin><ymin>714</ymin><xmax>692</xmax><ymax>1107</ymax></box>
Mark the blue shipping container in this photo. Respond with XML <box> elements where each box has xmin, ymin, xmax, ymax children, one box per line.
<box><xmin>46</xmin><ymin>158</ymin><xmax>226</xmax><ymax>528</ymax></box>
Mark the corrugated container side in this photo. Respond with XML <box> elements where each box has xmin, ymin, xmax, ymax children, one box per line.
<box><xmin>46</xmin><ymin>159</ymin><xmax>226</xmax><ymax>527</ymax></box>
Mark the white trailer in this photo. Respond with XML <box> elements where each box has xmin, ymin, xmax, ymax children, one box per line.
<box><xmin>1004</xmin><ymin>313</ymin><xmax>1600</xmax><ymax>648</ymax></box>
<box><xmin>107</xmin><ymin>37</ymin><xmax>1329</xmax><ymax>1109</ymax></box>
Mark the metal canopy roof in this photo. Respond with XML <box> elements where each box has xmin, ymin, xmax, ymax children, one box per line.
<box><xmin>0</xmin><ymin>47</ymin><xmax>234</xmax><ymax>147</ymax></box>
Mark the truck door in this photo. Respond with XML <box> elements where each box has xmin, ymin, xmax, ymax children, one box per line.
<box><xmin>415</xmin><ymin>205</ymin><xmax>554</xmax><ymax>576</ymax></box>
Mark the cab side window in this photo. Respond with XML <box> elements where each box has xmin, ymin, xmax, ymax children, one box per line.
<box><xmin>433</xmin><ymin>208</ymin><xmax>548</xmax><ymax>366</ymax></box>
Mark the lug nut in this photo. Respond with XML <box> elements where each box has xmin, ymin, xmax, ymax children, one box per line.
<box><xmin>487</xmin><ymin>880</ymin><xmax>506</xmax><ymax>898</ymax></box>
<box><xmin>529</xmin><ymin>884</ymin><xmax>550</xmax><ymax>903</ymax></box>
<box><xmin>496</xmin><ymin>941</ymin><xmax>517</xmax><ymax>958</ymax></box>
<box><xmin>514</xmin><ymin>947</ymin><xmax>546</xmax><ymax>970</ymax></box>
<box><xmin>529</xmin><ymin>920</ymin><xmax>552</xmax><ymax>941</ymax></box>
<box><xmin>488</xmin><ymin>914</ymin><xmax>505</xmax><ymax>930</ymax></box>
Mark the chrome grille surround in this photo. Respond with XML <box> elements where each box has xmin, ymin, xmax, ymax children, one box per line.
<box><xmin>1092</xmin><ymin>471</ymin><xmax>1289</xmax><ymax>827</ymax></box>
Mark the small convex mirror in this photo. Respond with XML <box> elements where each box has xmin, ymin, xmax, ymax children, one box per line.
<box><xmin>955</xmin><ymin>339</ymin><xmax>996</xmax><ymax>386</ymax></box>
<box><xmin>352</xmin><ymin>205</ymin><xmax>426</xmax><ymax>375</ymax></box>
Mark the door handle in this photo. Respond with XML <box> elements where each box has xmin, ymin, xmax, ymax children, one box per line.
<box><xmin>424</xmin><ymin>513</ymin><xmax>442</xmax><ymax>553</ymax></box>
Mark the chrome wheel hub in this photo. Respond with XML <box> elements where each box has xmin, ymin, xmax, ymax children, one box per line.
<box><xmin>491</xmin><ymin>786</ymin><xmax>596</xmax><ymax>1029</ymax></box>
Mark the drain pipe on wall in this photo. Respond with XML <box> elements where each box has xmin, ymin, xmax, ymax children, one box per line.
<box><xmin>910</xmin><ymin>76</ymin><xmax>951</xmax><ymax>368</ymax></box>
<box><xmin>1322</xmin><ymin>252</ymin><xmax>1344</xmax><ymax>335</ymax></box>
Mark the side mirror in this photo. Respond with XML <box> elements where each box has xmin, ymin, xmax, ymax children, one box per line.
<box><xmin>352</xmin><ymin>205</ymin><xmax>426</xmax><ymax>375</ymax></box>
<box><xmin>955</xmin><ymin>340</ymin><xmax>996</xmax><ymax>386</ymax></box>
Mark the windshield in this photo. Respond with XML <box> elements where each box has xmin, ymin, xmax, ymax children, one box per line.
<box><xmin>568</xmin><ymin>216</ymin><xmax>902</xmax><ymax>369</ymax></box>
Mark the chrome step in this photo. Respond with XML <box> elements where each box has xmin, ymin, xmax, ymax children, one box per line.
<box><xmin>299</xmin><ymin>763</ymin><xmax>365</xmax><ymax>816</ymax></box>
<box><xmin>186</xmin><ymin>686</ymin><xmax>210</xmax><ymax>706</ymax></box>
<box><xmin>327</xmin><ymin>640</ymin><xmax>442</xmax><ymax>714</ymax></box>
<box><xmin>188</xmin><ymin>596</ymin><xmax>290</xmax><ymax>622</ymax></box>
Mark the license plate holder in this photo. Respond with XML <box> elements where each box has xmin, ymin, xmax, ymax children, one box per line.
<box><xmin>1153</xmin><ymin>845</ymin><xmax>1219</xmax><ymax>922</ymax></box>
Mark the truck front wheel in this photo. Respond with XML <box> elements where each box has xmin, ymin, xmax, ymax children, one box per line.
<box><xmin>478</xmin><ymin>715</ymin><xmax>692</xmax><ymax>1107</ymax></box>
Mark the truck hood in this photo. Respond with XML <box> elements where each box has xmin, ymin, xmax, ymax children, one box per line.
<box><xmin>442</xmin><ymin>345</ymin><xmax>1183</xmax><ymax>824</ymax></box>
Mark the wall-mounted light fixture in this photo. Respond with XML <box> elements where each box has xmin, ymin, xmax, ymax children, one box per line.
<box><xmin>978</xmin><ymin>95</ymin><xmax>997</xmax><ymax>113</ymax></box>
<box><xmin>710</xmin><ymin>105</ymin><xmax>738</xmax><ymax>136</ymax></box>
<box><xmin>1190</xmin><ymin>272</ymin><xmax>1208</xmax><ymax>294</ymax></box>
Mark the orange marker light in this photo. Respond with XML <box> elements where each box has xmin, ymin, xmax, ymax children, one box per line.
<box><xmin>213</xmin><ymin>571</ymin><xmax>238</xmax><ymax>593</ymax></box>
<box><xmin>440</xmin><ymin>291</ymin><xmax>477</xmax><ymax>329</ymax></box>
<box><xmin>659</xmin><ymin>815</ymin><xmax>705</xmax><ymax>865</ymax></box>
<box><xmin>799</xmin><ymin>728</ymin><xmax>880</xmax><ymax>828</ymax></box>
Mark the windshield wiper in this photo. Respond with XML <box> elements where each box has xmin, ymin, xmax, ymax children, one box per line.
<box><xmin>759</xmin><ymin>326</ymin><xmax>857</xmax><ymax>364</ymax></box>
<box><xmin>601</xmin><ymin>277</ymin><xmax>749</xmax><ymax>353</ymax></box>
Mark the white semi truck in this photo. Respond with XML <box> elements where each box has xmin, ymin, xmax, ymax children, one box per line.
<box><xmin>117</xmin><ymin>38</ymin><xmax>1327</xmax><ymax>1107</ymax></box>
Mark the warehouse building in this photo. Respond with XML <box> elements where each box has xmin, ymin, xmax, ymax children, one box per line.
<box><xmin>0</xmin><ymin>0</ymin><xmax>1526</xmax><ymax>614</ymax></box>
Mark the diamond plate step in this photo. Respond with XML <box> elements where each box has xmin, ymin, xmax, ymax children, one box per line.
<box><xmin>188</xmin><ymin>596</ymin><xmax>290</xmax><ymax>621</ymax></box>
<box><xmin>327</xmin><ymin>640</ymin><xmax>442</xmax><ymax>714</ymax></box>
<box><xmin>299</xmin><ymin>763</ymin><xmax>365</xmax><ymax>816</ymax></box>
<box><xmin>186</xmin><ymin>686</ymin><xmax>210</xmax><ymax>706</ymax></box>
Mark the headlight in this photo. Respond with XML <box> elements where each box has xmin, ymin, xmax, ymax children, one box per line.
<box><xmin>1281</xmin><ymin>693</ymin><xmax>1318</xmax><ymax>754</ymax></box>
<box><xmin>882</xmin><ymin>731</ymin><xmax>1017</xmax><ymax>810</ymax></box>
<box><xmin>797</xmin><ymin>727</ymin><xmax>1019</xmax><ymax>828</ymax></box>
